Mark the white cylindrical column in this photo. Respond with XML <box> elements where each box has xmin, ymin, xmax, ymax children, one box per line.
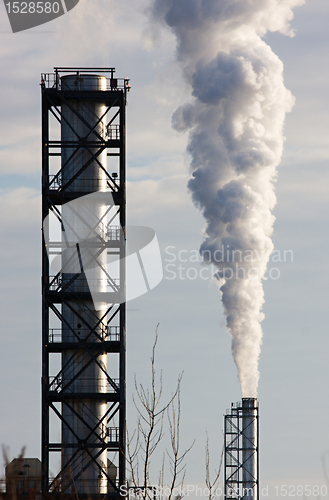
<box><xmin>61</xmin><ymin>74</ymin><xmax>108</xmax><ymax>495</ymax></box>
<box><xmin>242</xmin><ymin>398</ymin><xmax>257</xmax><ymax>500</ymax></box>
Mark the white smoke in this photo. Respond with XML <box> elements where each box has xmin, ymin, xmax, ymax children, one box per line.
<box><xmin>149</xmin><ymin>0</ymin><xmax>304</xmax><ymax>397</ymax></box>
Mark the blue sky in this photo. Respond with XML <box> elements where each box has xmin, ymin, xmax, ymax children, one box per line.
<box><xmin>0</xmin><ymin>0</ymin><xmax>328</xmax><ymax>498</ymax></box>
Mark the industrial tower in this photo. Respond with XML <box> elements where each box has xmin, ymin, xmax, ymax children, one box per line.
<box><xmin>41</xmin><ymin>68</ymin><xmax>129</xmax><ymax>497</ymax></box>
<box><xmin>224</xmin><ymin>398</ymin><xmax>259</xmax><ymax>500</ymax></box>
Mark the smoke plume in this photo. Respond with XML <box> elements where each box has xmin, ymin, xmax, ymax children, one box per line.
<box><xmin>149</xmin><ymin>0</ymin><xmax>304</xmax><ymax>397</ymax></box>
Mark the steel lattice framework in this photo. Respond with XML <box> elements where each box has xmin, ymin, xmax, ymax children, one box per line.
<box><xmin>41</xmin><ymin>68</ymin><xmax>129</xmax><ymax>498</ymax></box>
<box><xmin>224</xmin><ymin>399</ymin><xmax>259</xmax><ymax>500</ymax></box>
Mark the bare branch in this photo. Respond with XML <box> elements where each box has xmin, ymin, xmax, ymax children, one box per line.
<box><xmin>126</xmin><ymin>427</ymin><xmax>141</xmax><ymax>489</ymax></box>
<box><xmin>166</xmin><ymin>386</ymin><xmax>194</xmax><ymax>500</ymax></box>
<box><xmin>205</xmin><ymin>433</ymin><xmax>224</xmax><ymax>500</ymax></box>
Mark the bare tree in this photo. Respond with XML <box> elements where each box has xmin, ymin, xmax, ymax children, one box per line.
<box><xmin>205</xmin><ymin>434</ymin><xmax>224</xmax><ymax>500</ymax></box>
<box><xmin>165</xmin><ymin>386</ymin><xmax>194</xmax><ymax>500</ymax></box>
<box><xmin>126</xmin><ymin>326</ymin><xmax>192</xmax><ymax>500</ymax></box>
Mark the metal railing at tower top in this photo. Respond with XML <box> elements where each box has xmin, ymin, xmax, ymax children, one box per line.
<box><xmin>41</xmin><ymin>67</ymin><xmax>131</xmax><ymax>92</ymax></box>
<box><xmin>226</xmin><ymin>399</ymin><xmax>259</xmax><ymax>413</ymax></box>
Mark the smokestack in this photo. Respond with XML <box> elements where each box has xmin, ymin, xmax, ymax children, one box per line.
<box><xmin>41</xmin><ymin>68</ymin><xmax>128</xmax><ymax>497</ymax></box>
<box><xmin>224</xmin><ymin>399</ymin><xmax>259</xmax><ymax>500</ymax></box>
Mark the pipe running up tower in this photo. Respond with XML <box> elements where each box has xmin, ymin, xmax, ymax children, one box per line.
<box><xmin>224</xmin><ymin>398</ymin><xmax>259</xmax><ymax>500</ymax></box>
<box><xmin>41</xmin><ymin>68</ymin><xmax>129</xmax><ymax>498</ymax></box>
